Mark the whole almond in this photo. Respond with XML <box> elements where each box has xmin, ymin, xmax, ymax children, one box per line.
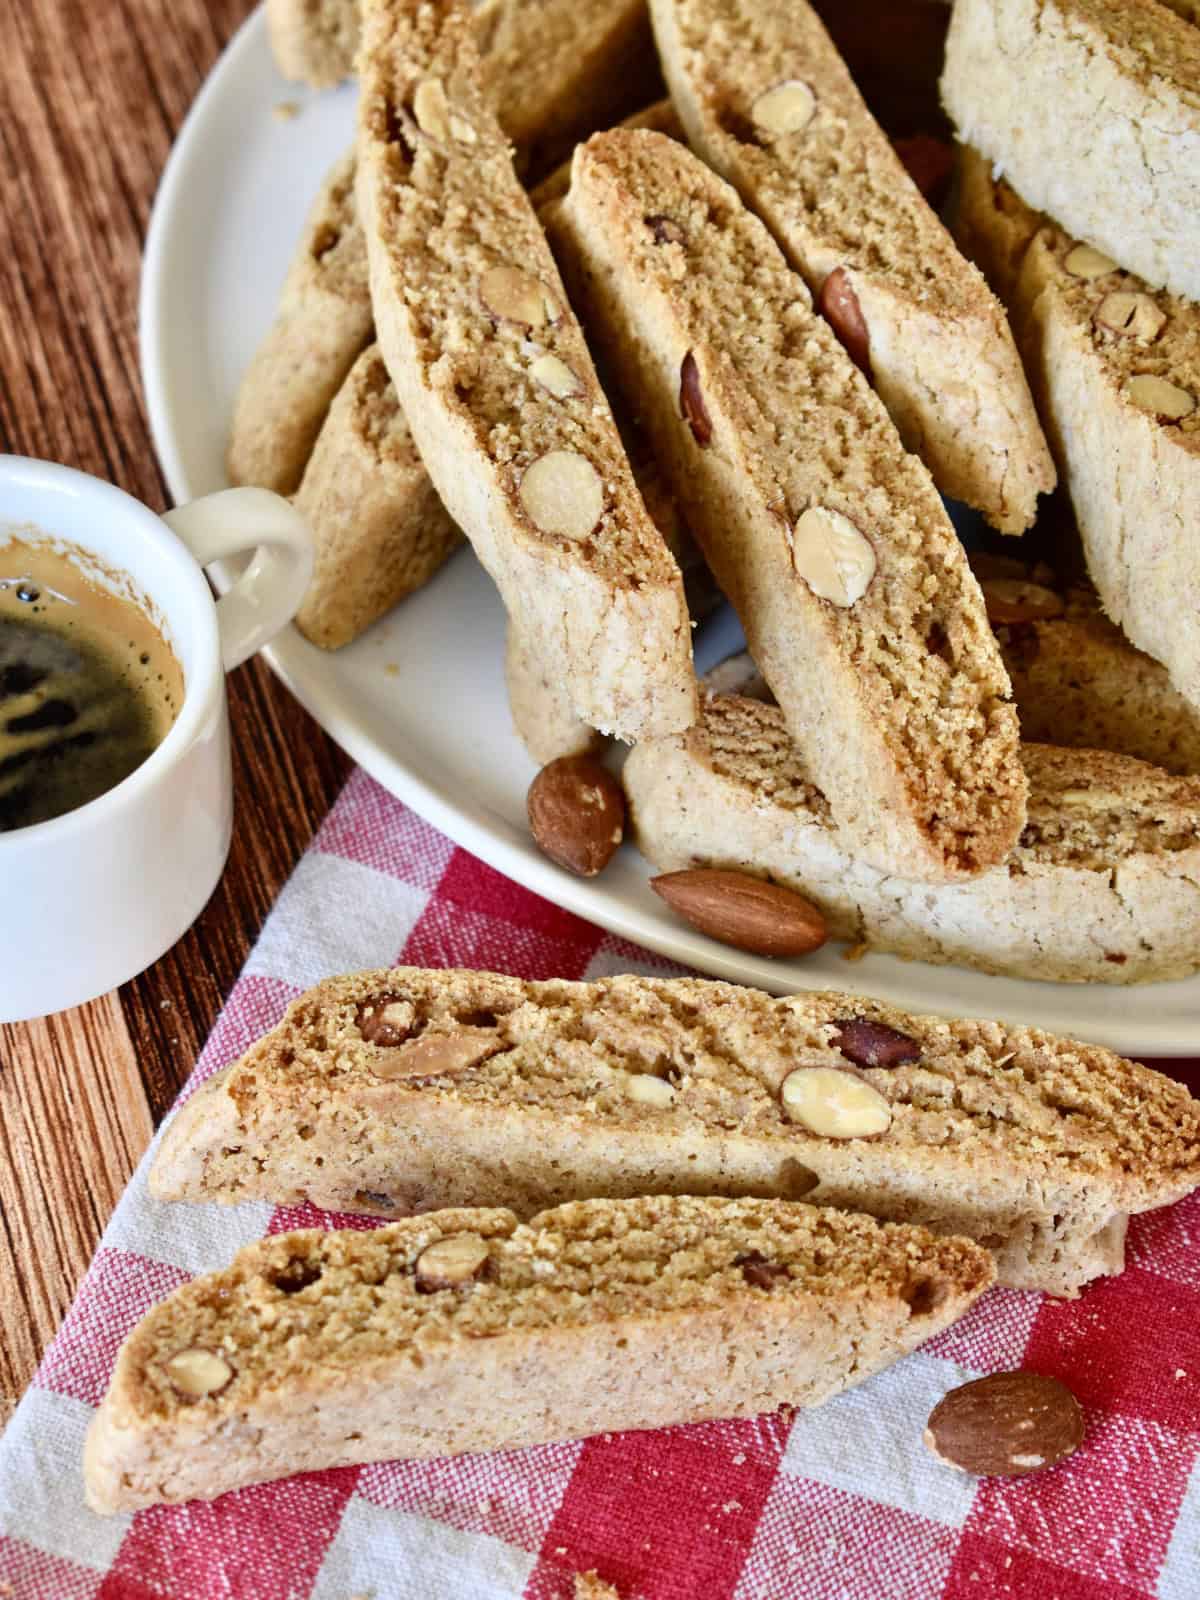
<box><xmin>818</xmin><ymin>267</ymin><xmax>871</xmax><ymax>377</ymax></box>
<box><xmin>528</xmin><ymin>754</ymin><xmax>625</xmax><ymax>876</ymax></box>
<box><xmin>650</xmin><ymin>868</ymin><xmax>827</xmax><ymax>957</ymax></box>
<box><xmin>925</xmin><ymin>1372</ymin><xmax>1084</xmax><ymax>1477</ymax></box>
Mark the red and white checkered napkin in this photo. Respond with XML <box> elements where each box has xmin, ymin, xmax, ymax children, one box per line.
<box><xmin>2</xmin><ymin>767</ymin><xmax>1199</xmax><ymax>1600</ymax></box>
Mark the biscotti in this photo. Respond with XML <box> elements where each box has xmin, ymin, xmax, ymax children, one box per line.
<box><xmin>505</xmin><ymin>622</ymin><xmax>602</xmax><ymax>763</ymax></box>
<box><xmin>942</xmin><ymin>0</ymin><xmax>1200</xmax><ymax>300</ymax></box>
<box><xmin>244</xmin><ymin>0</ymin><xmax>669</xmax><ymax>493</ymax></box>
<box><xmin>472</xmin><ymin>0</ymin><xmax>662</xmax><ymax>180</ymax></box>
<box><xmin>268</xmin><ymin>0</ymin><xmax>661</xmax><ymax>180</ymax></box>
<box><xmin>227</xmin><ymin>151</ymin><xmax>371</xmax><ymax>495</ymax></box>
<box><xmin>530</xmin><ymin>98</ymin><xmax>684</xmax><ymax>211</ymax></box>
<box><xmin>149</xmin><ymin>968</ymin><xmax>1200</xmax><ymax>1295</ymax></box>
<box><xmin>977</xmin><ymin>562</ymin><xmax>1200</xmax><ymax>776</ymax></box>
<box><xmin>550</xmin><ymin>128</ymin><xmax>1024</xmax><ymax>879</ymax></box>
<box><xmin>267</xmin><ymin>0</ymin><xmax>360</xmax><ymax>87</ymax></box>
<box><xmin>625</xmin><ymin>693</ymin><xmax>1200</xmax><ymax>984</ymax></box>
<box><xmin>955</xmin><ymin>146</ymin><xmax>1200</xmax><ymax>708</ymax></box>
<box><xmin>294</xmin><ymin>344</ymin><xmax>462</xmax><ymax>649</ymax></box>
<box><xmin>357</xmin><ymin>0</ymin><xmax>696</xmax><ymax>744</ymax></box>
<box><xmin>85</xmin><ymin>1194</ymin><xmax>991</xmax><ymax>1512</ymax></box>
<box><xmin>650</xmin><ymin>0</ymin><xmax>1053</xmax><ymax>532</ymax></box>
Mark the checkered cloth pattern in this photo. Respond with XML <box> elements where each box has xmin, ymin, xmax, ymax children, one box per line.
<box><xmin>1</xmin><ymin>766</ymin><xmax>1198</xmax><ymax>1600</ymax></box>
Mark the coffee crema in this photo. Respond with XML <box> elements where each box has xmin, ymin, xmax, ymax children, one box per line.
<box><xmin>0</xmin><ymin>536</ymin><xmax>183</xmax><ymax>831</ymax></box>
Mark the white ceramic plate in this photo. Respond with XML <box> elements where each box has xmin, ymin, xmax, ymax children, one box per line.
<box><xmin>140</xmin><ymin>5</ymin><xmax>1200</xmax><ymax>1054</ymax></box>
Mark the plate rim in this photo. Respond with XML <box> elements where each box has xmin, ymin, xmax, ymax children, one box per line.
<box><xmin>138</xmin><ymin>4</ymin><xmax>1200</xmax><ymax>1056</ymax></box>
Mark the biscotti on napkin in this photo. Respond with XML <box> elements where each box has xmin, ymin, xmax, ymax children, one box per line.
<box><xmin>85</xmin><ymin>1194</ymin><xmax>993</xmax><ymax>1512</ymax></box>
<box><xmin>955</xmin><ymin>146</ymin><xmax>1200</xmax><ymax>708</ymax></box>
<box><xmin>626</xmin><ymin>692</ymin><xmax>1200</xmax><ymax>984</ymax></box>
<box><xmin>294</xmin><ymin>343</ymin><xmax>462</xmax><ymax>649</ymax></box>
<box><xmin>549</xmin><ymin>127</ymin><xmax>1024</xmax><ymax>880</ymax></box>
<box><xmin>357</xmin><ymin>0</ymin><xmax>696</xmax><ymax>744</ymax></box>
<box><xmin>943</xmin><ymin>0</ymin><xmax>1200</xmax><ymax>302</ymax></box>
<box><xmin>150</xmin><ymin>968</ymin><xmax>1200</xmax><ymax>1296</ymax></box>
<box><xmin>650</xmin><ymin>0</ymin><xmax>1052</xmax><ymax>533</ymax></box>
<box><xmin>227</xmin><ymin>151</ymin><xmax>371</xmax><ymax>495</ymax></box>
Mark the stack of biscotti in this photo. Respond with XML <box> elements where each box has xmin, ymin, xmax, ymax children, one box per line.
<box><xmin>625</xmin><ymin>693</ymin><xmax>1200</xmax><ymax>983</ymax></box>
<box><xmin>952</xmin><ymin>142</ymin><xmax>1200</xmax><ymax>710</ymax></box>
<box><xmin>942</xmin><ymin>0</ymin><xmax>1200</xmax><ymax>711</ymax></box>
<box><xmin>235</xmin><ymin>2</ymin><xmax>697</xmax><ymax>671</ymax></box>
<box><xmin>943</xmin><ymin>0</ymin><xmax>1200</xmax><ymax>302</ymax></box>
<box><xmin>85</xmin><ymin>1193</ymin><xmax>993</xmax><ymax>1511</ymax></box>
<box><xmin>149</xmin><ymin>969</ymin><xmax>1200</xmax><ymax>1294</ymax></box>
<box><xmin>549</xmin><ymin>124</ymin><xmax>1025</xmax><ymax>880</ymax></box>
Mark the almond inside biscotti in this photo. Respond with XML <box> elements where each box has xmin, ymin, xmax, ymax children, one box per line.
<box><xmin>105</xmin><ymin>1196</ymin><xmax>989</xmax><ymax>1420</ymax></box>
<box><xmin>551</xmin><ymin>129</ymin><xmax>1023</xmax><ymax>876</ymax></box>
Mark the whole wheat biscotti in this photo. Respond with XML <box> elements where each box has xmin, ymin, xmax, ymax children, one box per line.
<box><xmin>294</xmin><ymin>343</ymin><xmax>462</xmax><ymax>649</ymax></box>
<box><xmin>149</xmin><ymin>968</ymin><xmax>1200</xmax><ymax>1295</ymax></box>
<box><xmin>245</xmin><ymin>0</ymin><xmax>667</xmax><ymax>493</ymax></box>
<box><xmin>530</xmin><ymin>98</ymin><xmax>684</xmax><ymax>211</ymax></box>
<box><xmin>503</xmin><ymin>404</ymin><xmax>714</xmax><ymax>762</ymax></box>
<box><xmin>625</xmin><ymin>694</ymin><xmax>1200</xmax><ymax>984</ymax></box>
<box><xmin>85</xmin><ymin>1194</ymin><xmax>991</xmax><ymax>1513</ymax></box>
<box><xmin>269</xmin><ymin>0</ymin><xmax>660</xmax><ymax>180</ymax></box>
<box><xmin>955</xmin><ymin>146</ymin><xmax>1200</xmax><ymax>708</ymax></box>
<box><xmin>357</xmin><ymin>0</ymin><xmax>696</xmax><ymax>743</ymax></box>
<box><xmin>550</xmin><ymin>128</ymin><xmax>1024</xmax><ymax>879</ymax></box>
<box><xmin>227</xmin><ymin>151</ymin><xmax>371</xmax><ymax>495</ymax></box>
<box><xmin>650</xmin><ymin>0</ymin><xmax>1053</xmax><ymax>533</ymax></box>
<box><xmin>974</xmin><ymin>560</ymin><xmax>1200</xmax><ymax>776</ymax></box>
<box><xmin>942</xmin><ymin>0</ymin><xmax>1200</xmax><ymax>301</ymax></box>
<box><xmin>472</xmin><ymin>0</ymin><xmax>662</xmax><ymax>180</ymax></box>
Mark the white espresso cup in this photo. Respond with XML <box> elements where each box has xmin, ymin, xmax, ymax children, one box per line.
<box><xmin>0</xmin><ymin>456</ymin><xmax>313</xmax><ymax>1023</ymax></box>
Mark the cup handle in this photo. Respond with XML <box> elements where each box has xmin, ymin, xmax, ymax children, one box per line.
<box><xmin>162</xmin><ymin>487</ymin><xmax>314</xmax><ymax>673</ymax></box>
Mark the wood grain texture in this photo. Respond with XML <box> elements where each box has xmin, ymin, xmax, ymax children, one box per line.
<box><xmin>0</xmin><ymin>0</ymin><xmax>350</xmax><ymax>1411</ymax></box>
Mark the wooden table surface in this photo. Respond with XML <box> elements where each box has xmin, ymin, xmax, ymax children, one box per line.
<box><xmin>0</xmin><ymin>0</ymin><xmax>353</xmax><ymax>1422</ymax></box>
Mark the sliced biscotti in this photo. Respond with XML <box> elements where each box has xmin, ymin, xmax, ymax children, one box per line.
<box><xmin>149</xmin><ymin>968</ymin><xmax>1200</xmax><ymax>1295</ymax></box>
<box><xmin>530</xmin><ymin>98</ymin><xmax>684</xmax><ymax>210</ymax></box>
<box><xmin>357</xmin><ymin>0</ymin><xmax>695</xmax><ymax>743</ymax></box>
<box><xmin>227</xmin><ymin>151</ymin><xmax>371</xmax><ymax>494</ymax></box>
<box><xmin>625</xmin><ymin>693</ymin><xmax>1200</xmax><ymax>984</ymax></box>
<box><xmin>650</xmin><ymin>0</ymin><xmax>1053</xmax><ymax>533</ymax></box>
<box><xmin>942</xmin><ymin>0</ymin><xmax>1200</xmax><ymax>300</ymax></box>
<box><xmin>473</xmin><ymin>0</ymin><xmax>662</xmax><ymax>180</ymax></box>
<box><xmin>294</xmin><ymin>344</ymin><xmax>462</xmax><ymax>649</ymax></box>
<box><xmin>268</xmin><ymin>0</ymin><xmax>660</xmax><ymax>180</ymax></box>
<box><xmin>956</xmin><ymin>146</ymin><xmax>1200</xmax><ymax>708</ymax></box>
<box><xmin>550</xmin><ymin>129</ymin><xmax>1023</xmax><ymax>879</ymax></box>
<box><xmin>976</xmin><ymin>561</ymin><xmax>1200</xmax><ymax>776</ymax></box>
<box><xmin>505</xmin><ymin>622</ymin><xmax>602</xmax><ymax>763</ymax></box>
<box><xmin>85</xmin><ymin>1195</ymin><xmax>991</xmax><ymax>1512</ymax></box>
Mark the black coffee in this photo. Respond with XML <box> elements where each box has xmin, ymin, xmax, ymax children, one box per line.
<box><xmin>0</xmin><ymin>537</ymin><xmax>183</xmax><ymax>831</ymax></box>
